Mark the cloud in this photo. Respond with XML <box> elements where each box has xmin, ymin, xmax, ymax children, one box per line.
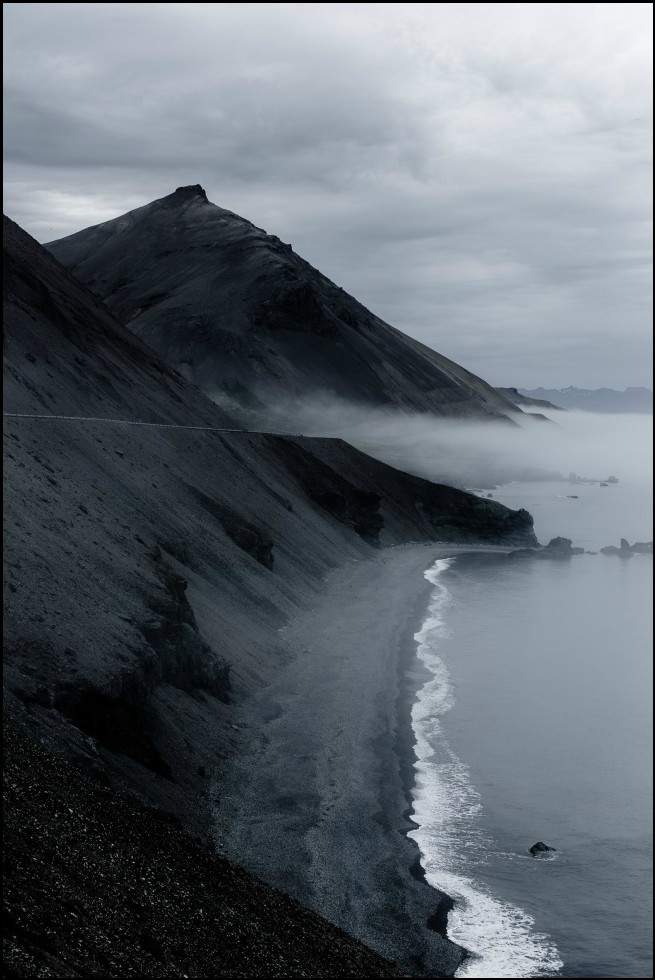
<box><xmin>3</xmin><ymin>2</ymin><xmax>652</xmax><ymax>387</ymax></box>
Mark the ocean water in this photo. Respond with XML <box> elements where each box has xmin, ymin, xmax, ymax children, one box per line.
<box><xmin>409</xmin><ymin>479</ymin><xmax>653</xmax><ymax>978</ymax></box>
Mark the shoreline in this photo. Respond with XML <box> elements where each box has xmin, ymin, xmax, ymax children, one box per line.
<box><xmin>213</xmin><ymin>542</ymin><xmax>512</xmax><ymax>977</ymax></box>
<box><xmin>395</xmin><ymin>563</ymin><xmax>457</xmax><ymax>941</ymax></box>
<box><xmin>395</xmin><ymin>548</ymin><xmax>515</xmax><ymax>965</ymax></box>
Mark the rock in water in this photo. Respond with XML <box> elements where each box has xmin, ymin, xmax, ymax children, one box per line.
<box><xmin>544</xmin><ymin>536</ymin><xmax>584</xmax><ymax>555</ymax></box>
<box><xmin>530</xmin><ymin>841</ymin><xmax>556</xmax><ymax>857</ymax></box>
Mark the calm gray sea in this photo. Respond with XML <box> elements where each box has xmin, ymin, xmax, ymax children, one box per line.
<box><xmin>409</xmin><ymin>478</ymin><xmax>653</xmax><ymax>978</ymax></box>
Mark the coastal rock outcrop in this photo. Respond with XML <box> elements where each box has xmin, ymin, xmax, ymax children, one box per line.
<box><xmin>508</xmin><ymin>537</ymin><xmax>584</xmax><ymax>561</ymax></box>
<box><xmin>568</xmin><ymin>471</ymin><xmax>620</xmax><ymax>486</ymax></box>
<box><xmin>529</xmin><ymin>842</ymin><xmax>556</xmax><ymax>856</ymax></box>
<box><xmin>600</xmin><ymin>539</ymin><xmax>653</xmax><ymax>557</ymax></box>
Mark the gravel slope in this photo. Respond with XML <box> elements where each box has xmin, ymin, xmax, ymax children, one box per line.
<box><xmin>3</xmin><ymin>721</ymin><xmax>401</xmax><ymax>978</ymax></box>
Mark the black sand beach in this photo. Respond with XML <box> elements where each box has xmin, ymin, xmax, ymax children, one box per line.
<box><xmin>214</xmin><ymin>543</ymin><xmax>511</xmax><ymax>977</ymax></box>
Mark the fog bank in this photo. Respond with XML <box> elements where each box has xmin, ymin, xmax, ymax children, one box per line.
<box><xmin>229</xmin><ymin>395</ymin><xmax>653</xmax><ymax>491</ymax></box>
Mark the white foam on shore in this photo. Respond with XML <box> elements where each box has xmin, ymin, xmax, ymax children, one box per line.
<box><xmin>408</xmin><ymin>559</ymin><xmax>563</xmax><ymax>978</ymax></box>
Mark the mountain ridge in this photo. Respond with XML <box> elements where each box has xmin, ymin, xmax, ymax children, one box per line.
<box><xmin>46</xmin><ymin>185</ymin><xmax>522</xmax><ymax>424</ymax></box>
<box><xmin>519</xmin><ymin>386</ymin><xmax>653</xmax><ymax>414</ymax></box>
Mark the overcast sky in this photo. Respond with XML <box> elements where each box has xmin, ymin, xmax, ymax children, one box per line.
<box><xmin>3</xmin><ymin>2</ymin><xmax>652</xmax><ymax>387</ymax></box>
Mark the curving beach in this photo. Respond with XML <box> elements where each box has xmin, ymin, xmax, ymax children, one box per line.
<box><xmin>214</xmin><ymin>543</ymin><xmax>512</xmax><ymax>978</ymax></box>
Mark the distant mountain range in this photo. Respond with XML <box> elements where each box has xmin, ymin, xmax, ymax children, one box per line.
<box><xmin>46</xmin><ymin>184</ymin><xmax>521</xmax><ymax>425</ymax></box>
<box><xmin>518</xmin><ymin>386</ymin><xmax>653</xmax><ymax>414</ymax></box>
<box><xmin>495</xmin><ymin>387</ymin><xmax>562</xmax><ymax>412</ymax></box>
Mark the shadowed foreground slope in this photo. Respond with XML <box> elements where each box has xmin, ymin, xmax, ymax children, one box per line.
<box><xmin>3</xmin><ymin>722</ymin><xmax>399</xmax><ymax>978</ymax></box>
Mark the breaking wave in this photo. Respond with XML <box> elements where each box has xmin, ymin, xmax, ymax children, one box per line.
<box><xmin>408</xmin><ymin>558</ymin><xmax>563</xmax><ymax>978</ymax></box>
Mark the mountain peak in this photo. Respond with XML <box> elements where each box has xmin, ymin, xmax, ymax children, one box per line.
<box><xmin>47</xmin><ymin>191</ymin><xmax>522</xmax><ymax>423</ymax></box>
<box><xmin>169</xmin><ymin>184</ymin><xmax>208</xmax><ymax>202</ymax></box>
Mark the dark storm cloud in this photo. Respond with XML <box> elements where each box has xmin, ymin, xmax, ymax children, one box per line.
<box><xmin>3</xmin><ymin>2</ymin><xmax>652</xmax><ymax>387</ymax></box>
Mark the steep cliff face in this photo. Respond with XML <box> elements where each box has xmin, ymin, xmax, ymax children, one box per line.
<box><xmin>47</xmin><ymin>185</ymin><xmax>520</xmax><ymax>422</ymax></box>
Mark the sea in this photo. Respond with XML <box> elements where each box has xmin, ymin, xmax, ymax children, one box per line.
<box><xmin>408</xmin><ymin>476</ymin><xmax>653</xmax><ymax>978</ymax></box>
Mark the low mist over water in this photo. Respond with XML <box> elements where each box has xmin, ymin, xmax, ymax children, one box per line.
<box><xmin>246</xmin><ymin>396</ymin><xmax>653</xmax><ymax>491</ymax></box>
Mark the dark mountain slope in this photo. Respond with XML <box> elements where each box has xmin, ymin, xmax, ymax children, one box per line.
<box><xmin>3</xmin><ymin>721</ymin><xmax>400</xmax><ymax>978</ymax></box>
<box><xmin>47</xmin><ymin>185</ymin><xmax>520</xmax><ymax>422</ymax></box>
<box><xmin>4</xmin><ymin>215</ymin><xmax>234</xmax><ymax>426</ymax></box>
<box><xmin>4</xmin><ymin>216</ymin><xmax>534</xmax><ymax>977</ymax></box>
